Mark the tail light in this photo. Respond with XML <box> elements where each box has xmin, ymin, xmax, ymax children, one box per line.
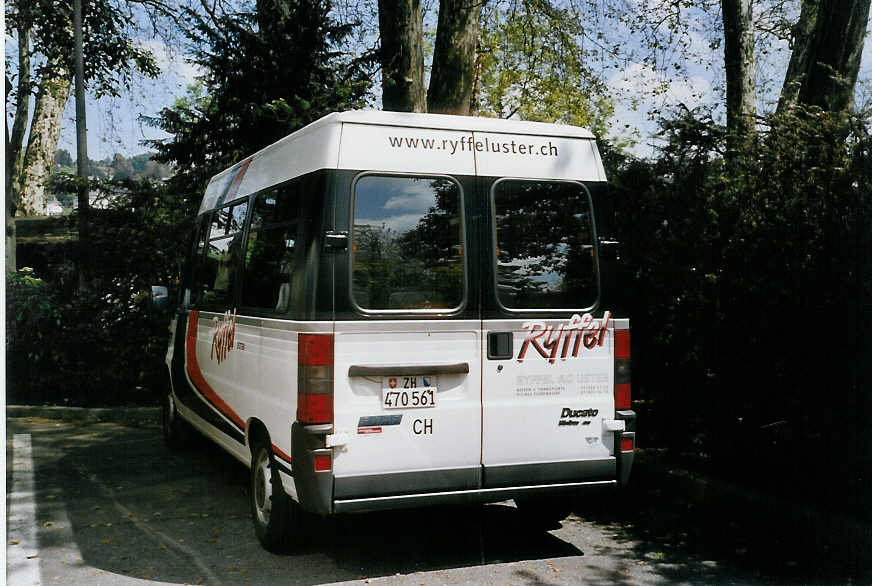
<box><xmin>297</xmin><ymin>334</ymin><xmax>334</xmax><ymax>424</ymax></box>
<box><xmin>614</xmin><ymin>328</ymin><xmax>631</xmax><ymax>410</ymax></box>
<box><xmin>313</xmin><ymin>453</ymin><xmax>332</xmax><ymax>472</ymax></box>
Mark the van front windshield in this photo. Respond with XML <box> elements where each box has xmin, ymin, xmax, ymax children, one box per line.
<box><xmin>493</xmin><ymin>180</ymin><xmax>597</xmax><ymax>310</ymax></box>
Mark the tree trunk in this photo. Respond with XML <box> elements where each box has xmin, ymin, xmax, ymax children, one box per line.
<box><xmin>776</xmin><ymin>0</ymin><xmax>820</xmax><ymax>112</ymax></box>
<box><xmin>778</xmin><ymin>0</ymin><xmax>871</xmax><ymax>113</ymax></box>
<box><xmin>10</xmin><ymin>19</ymin><xmax>32</xmax><ymax>191</ymax></box>
<box><xmin>378</xmin><ymin>0</ymin><xmax>427</xmax><ymax>112</ymax></box>
<box><xmin>468</xmin><ymin>37</ymin><xmax>482</xmax><ymax>115</ymax></box>
<box><xmin>6</xmin><ymin>184</ymin><xmax>16</xmax><ymax>272</ymax></box>
<box><xmin>427</xmin><ymin>0</ymin><xmax>481</xmax><ymax>115</ymax></box>
<box><xmin>7</xmin><ymin>19</ymin><xmax>32</xmax><ymax>270</ymax></box>
<box><xmin>18</xmin><ymin>71</ymin><xmax>71</xmax><ymax>216</ymax></box>
<box><xmin>722</xmin><ymin>0</ymin><xmax>756</xmax><ymax>140</ymax></box>
<box><xmin>6</xmin><ymin>119</ymin><xmax>17</xmax><ymax>272</ymax></box>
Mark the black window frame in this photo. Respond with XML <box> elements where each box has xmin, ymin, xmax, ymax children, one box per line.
<box><xmin>489</xmin><ymin>177</ymin><xmax>601</xmax><ymax>314</ymax></box>
<box><xmin>348</xmin><ymin>171</ymin><xmax>469</xmax><ymax>316</ymax></box>
<box><xmin>237</xmin><ymin>179</ymin><xmax>306</xmax><ymax>317</ymax></box>
<box><xmin>190</xmin><ymin>198</ymin><xmax>250</xmax><ymax>312</ymax></box>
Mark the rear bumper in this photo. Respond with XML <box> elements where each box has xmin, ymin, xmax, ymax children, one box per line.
<box><xmin>333</xmin><ymin>479</ymin><xmax>617</xmax><ymax>514</ymax></box>
<box><xmin>293</xmin><ymin>419</ymin><xmax>636</xmax><ymax>515</ymax></box>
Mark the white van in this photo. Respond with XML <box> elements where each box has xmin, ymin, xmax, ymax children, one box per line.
<box><xmin>162</xmin><ymin>110</ymin><xmax>634</xmax><ymax>550</ymax></box>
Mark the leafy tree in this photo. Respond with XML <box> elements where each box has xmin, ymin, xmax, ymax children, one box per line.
<box><xmin>7</xmin><ymin>175</ymin><xmax>190</xmax><ymax>405</ymax></box>
<box><xmin>148</xmin><ymin>0</ymin><xmax>373</xmax><ymax>204</ymax></box>
<box><xmin>476</xmin><ymin>0</ymin><xmax>613</xmax><ymax>132</ymax></box>
<box><xmin>5</xmin><ymin>0</ymin><xmax>166</xmax><ymax>270</ymax></box>
<box><xmin>605</xmin><ymin>105</ymin><xmax>871</xmax><ymax>513</ymax></box>
<box><xmin>54</xmin><ymin>149</ymin><xmax>74</xmax><ymax>169</ymax></box>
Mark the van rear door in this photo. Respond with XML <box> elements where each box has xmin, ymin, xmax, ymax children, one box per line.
<box><xmin>331</xmin><ymin>172</ymin><xmax>483</xmax><ymax>500</ymax></box>
<box><xmin>480</xmin><ymin>178</ymin><xmax>617</xmax><ymax>487</ymax></box>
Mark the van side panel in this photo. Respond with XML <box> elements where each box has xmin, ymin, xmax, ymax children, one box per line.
<box><xmin>173</xmin><ymin>170</ymin><xmax>334</xmax><ymax>503</ymax></box>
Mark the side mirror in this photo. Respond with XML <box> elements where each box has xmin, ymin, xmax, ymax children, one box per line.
<box><xmin>151</xmin><ymin>285</ymin><xmax>170</xmax><ymax>312</ymax></box>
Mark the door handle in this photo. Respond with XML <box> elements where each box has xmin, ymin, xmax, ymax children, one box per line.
<box><xmin>487</xmin><ymin>332</ymin><xmax>513</xmax><ymax>360</ymax></box>
<box><xmin>347</xmin><ymin>363</ymin><xmax>470</xmax><ymax>376</ymax></box>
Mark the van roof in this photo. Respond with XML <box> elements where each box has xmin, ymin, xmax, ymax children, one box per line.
<box><xmin>307</xmin><ymin>110</ymin><xmax>595</xmax><ymax>139</ymax></box>
<box><xmin>200</xmin><ymin>111</ymin><xmax>601</xmax><ymax>214</ymax></box>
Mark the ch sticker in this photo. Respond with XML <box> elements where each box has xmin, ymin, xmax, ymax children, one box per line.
<box><xmin>413</xmin><ymin>418</ymin><xmax>433</xmax><ymax>435</ymax></box>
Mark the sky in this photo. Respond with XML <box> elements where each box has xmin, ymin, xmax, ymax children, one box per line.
<box><xmin>37</xmin><ymin>2</ymin><xmax>872</xmax><ymax>162</ymax></box>
<box><xmin>54</xmin><ymin>40</ymin><xmax>202</xmax><ymax>161</ymax></box>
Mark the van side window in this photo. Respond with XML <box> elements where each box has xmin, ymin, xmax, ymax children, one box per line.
<box><xmin>241</xmin><ymin>184</ymin><xmax>301</xmax><ymax>312</ymax></box>
<box><xmin>197</xmin><ymin>200</ymin><xmax>248</xmax><ymax>309</ymax></box>
<box><xmin>187</xmin><ymin>220</ymin><xmax>209</xmax><ymax>306</ymax></box>
<box><xmin>351</xmin><ymin>175</ymin><xmax>464</xmax><ymax>311</ymax></box>
<box><xmin>493</xmin><ymin>180</ymin><xmax>597</xmax><ymax>309</ymax></box>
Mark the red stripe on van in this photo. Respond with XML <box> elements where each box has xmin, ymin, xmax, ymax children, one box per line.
<box><xmin>272</xmin><ymin>445</ymin><xmax>292</xmax><ymax>464</ymax></box>
<box><xmin>224</xmin><ymin>158</ymin><xmax>252</xmax><ymax>202</ymax></box>
<box><xmin>186</xmin><ymin>311</ymin><xmax>246</xmax><ymax>430</ymax></box>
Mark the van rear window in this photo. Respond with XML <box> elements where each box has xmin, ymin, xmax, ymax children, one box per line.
<box><xmin>493</xmin><ymin>180</ymin><xmax>597</xmax><ymax>310</ymax></box>
<box><xmin>351</xmin><ymin>175</ymin><xmax>465</xmax><ymax>311</ymax></box>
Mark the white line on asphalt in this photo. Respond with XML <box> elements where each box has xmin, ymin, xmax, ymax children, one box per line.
<box><xmin>71</xmin><ymin>461</ymin><xmax>224</xmax><ymax>586</ymax></box>
<box><xmin>8</xmin><ymin>434</ymin><xmax>41</xmax><ymax>586</ymax></box>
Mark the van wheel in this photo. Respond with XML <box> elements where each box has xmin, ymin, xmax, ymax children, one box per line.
<box><xmin>514</xmin><ymin>495</ymin><xmax>573</xmax><ymax>531</ymax></box>
<box><xmin>250</xmin><ymin>440</ymin><xmax>294</xmax><ymax>551</ymax></box>
<box><xmin>161</xmin><ymin>388</ymin><xmax>188</xmax><ymax>449</ymax></box>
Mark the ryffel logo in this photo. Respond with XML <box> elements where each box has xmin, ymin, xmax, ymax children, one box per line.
<box><xmin>558</xmin><ymin>407</ymin><xmax>598</xmax><ymax>426</ymax></box>
<box><xmin>518</xmin><ymin>311</ymin><xmax>610</xmax><ymax>364</ymax></box>
<box><xmin>210</xmin><ymin>309</ymin><xmax>236</xmax><ymax>364</ymax></box>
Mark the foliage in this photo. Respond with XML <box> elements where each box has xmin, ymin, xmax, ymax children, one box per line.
<box><xmin>6</xmin><ymin>269</ymin><xmax>63</xmax><ymax>386</ymax></box>
<box><xmin>7</xmin><ymin>178</ymin><xmax>191</xmax><ymax>405</ymax></box>
<box><xmin>477</xmin><ymin>0</ymin><xmax>613</xmax><ymax>135</ymax></box>
<box><xmin>5</xmin><ymin>0</ymin><xmax>160</xmax><ymax>100</ymax></box>
<box><xmin>146</xmin><ymin>1</ymin><xmax>374</xmax><ymax>205</ymax></box>
<box><xmin>606</xmin><ymin>106</ymin><xmax>872</xmax><ymax>512</ymax></box>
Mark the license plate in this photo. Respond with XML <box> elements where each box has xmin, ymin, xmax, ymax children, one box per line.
<box><xmin>382</xmin><ymin>376</ymin><xmax>437</xmax><ymax>409</ymax></box>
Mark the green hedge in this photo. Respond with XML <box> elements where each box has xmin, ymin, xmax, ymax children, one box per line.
<box><xmin>6</xmin><ymin>177</ymin><xmax>193</xmax><ymax>406</ymax></box>
<box><xmin>606</xmin><ymin>107</ymin><xmax>871</xmax><ymax>513</ymax></box>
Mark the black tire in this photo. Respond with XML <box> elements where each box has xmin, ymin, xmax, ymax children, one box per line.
<box><xmin>161</xmin><ymin>386</ymin><xmax>188</xmax><ymax>449</ymax></box>
<box><xmin>250</xmin><ymin>439</ymin><xmax>295</xmax><ymax>552</ymax></box>
<box><xmin>514</xmin><ymin>495</ymin><xmax>574</xmax><ymax>531</ymax></box>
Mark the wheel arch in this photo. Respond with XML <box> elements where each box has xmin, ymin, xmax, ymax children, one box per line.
<box><xmin>246</xmin><ymin>417</ymin><xmax>270</xmax><ymax>454</ymax></box>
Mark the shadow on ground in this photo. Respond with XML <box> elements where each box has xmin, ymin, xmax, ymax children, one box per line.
<box><xmin>15</xmin><ymin>416</ymin><xmax>870</xmax><ymax>585</ymax></box>
<box><xmin>18</xmin><ymin>418</ymin><xmax>578</xmax><ymax>584</ymax></box>
<box><xmin>575</xmin><ymin>460</ymin><xmax>872</xmax><ymax>585</ymax></box>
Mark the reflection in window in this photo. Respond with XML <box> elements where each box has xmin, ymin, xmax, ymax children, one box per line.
<box><xmin>241</xmin><ymin>186</ymin><xmax>300</xmax><ymax>312</ymax></box>
<box><xmin>197</xmin><ymin>200</ymin><xmax>248</xmax><ymax>308</ymax></box>
<box><xmin>352</xmin><ymin>175</ymin><xmax>464</xmax><ymax>311</ymax></box>
<box><xmin>494</xmin><ymin>180</ymin><xmax>597</xmax><ymax>309</ymax></box>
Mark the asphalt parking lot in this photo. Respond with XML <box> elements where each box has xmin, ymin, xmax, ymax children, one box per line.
<box><xmin>7</xmin><ymin>415</ymin><xmax>871</xmax><ymax>585</ymax></box>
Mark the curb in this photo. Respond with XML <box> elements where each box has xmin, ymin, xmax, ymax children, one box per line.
<box><xmin>7</xmin><ymin>405</ymin><xmax>160</xmax><ymax>426</ymax></box>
